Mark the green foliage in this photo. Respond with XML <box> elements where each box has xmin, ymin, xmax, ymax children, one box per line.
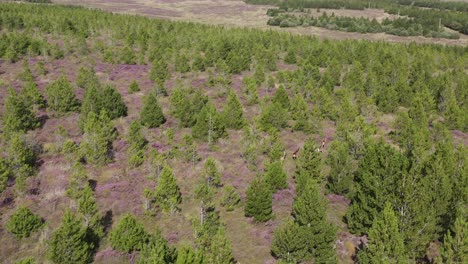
<box><xmin>14</xmin><ymin>257</ymin><xmax>36</xmax><ymax>264</ymax></box>
<box><xmin>440</xmin><ymin>216</ymin><xmax>467</xmax><ymax>264</ymax></box>
<box><xmin>203</xmin><ymin>157</ymin><xmax>222</xmax><ymax>187</ymax></box>
<box><xmin>346</xmin><ymin>140</ymin><xmax>408</xmax><ymax>235</ymax></box>
<box><xmin>7</xmin><ymin>133</ymin><xmax>37</xmax><ymax>179</ymax></box>
<box><xmin>176</xmin><ymin>245</ymin><xmax>204</xmax><ymax>264</ymax></box>
<box><xmin>272</xmin><ymin>85</ymin><xmax>290</xmax><ymax>109</ymax></box>
<box><xmin>20</xmin><ymin>81</ymin><xmax>45</xmax><ymax>109</ymax></box>
<box><xmin>110</xmin><ymin>214</ymin><xmax>150</xmax><ymax>253</ymax></box>
<box><xmin>0</xmin><ymin>158</ymin><xmax>11</xmax><ymax>193</ymax></box>
<box><xmin>207</xmin><ymin>227</ymin><xmax>235</xmax><ymax>264</ymax></box>
<box><xmin>258</xmin><ymin>102</ymin><xmax>288</xmax><ymax>131</ymax></box>
<box><xmin>325</xmin><ymin>140</ymin><xmax>355</xmax><ymax>196</ymax></box>
<box><xmin>192</xmin><ymin>103</ymin><xmax>226</xmax><ymax>144</ymax></box>
<box><xmin>294</xmin><ymin>137</ymin><xmax>321</xmax><ymax>195</ymax></box>
<box><xmin>137</xmin><ymin>230</ymin><xmax>174</xmax><ymax>264</ymax></box>
<box><xmin>221</xmin><ymin>185</ymin><xmax>241</xmax><ymax>211</ymax></box>
<box><xmin>80</xmin><ymin>111</ymin><xmax>116</xmax><ymax>165</ymax></box>
<box><xmin>76</xmin><ymin>66</ymin><xmax>99</xmax><ymax>89</ymax></box>
<box><xmin>127</xmin><ymin>120</ymin><xmax>147</xmax><ymax>167</ymax></box>
<box><xmin>244</xmin><ymin>177</ymin><xmax>272</xmax><ymax>222</ymax></box>
<box><xmin>6</xmin><ymin>206</ymin><xmax>43</xmax><ymax>239</ymax></box>
<box><xmin>170</xmin><ymin>86</ymin><xmax>208</xmax><ymax>127</ymax></box>
<box><xmin>221</xmin><ymin>90</ymin><xmax>246</xmax><ymax>130</ymax></box>
<box><xmin>48</xmin><ymin>210</ymin><xmax>93</xmax><ymax>264</ymax></box>
<box><xmin>271</xmin><ymin>219</ymin><xmax>309</xmax><ymax>263</ymax></box>
<box><xmin>128</xmin><ymin>80</ymin><xmax>140</xmax><ymax>94</ymax></box>
<box><xmin>150</xmin><ymin>59</ymin><xmax>170</xmax><ymax>87</ymax></box>
<box><xmin>284</xmin><ymin>49</ymin><xmax>297</xmax><ymax>64</ymax></box>
<box><xmin>154</xmin><ymin>166</ymin><xmax>181</xmax><ymax>212</ymax></box>
<box><xmin>140</xmin><ymin>92</ymin><xmax>166</xmax><ymax>128</ymax></box>
<box><xmin>357</xmin><ymin>203</ymin><xmax>407</xmax><ymax>263</ymax></box>
<box><xmin>45</xmin><ymin>75</ymin><xmax>80</xmax><ymax>114</ymax></box>
<box><xmin>101</xmin><ymin>85</ymin><xmax>128</xmax><ymax>119</ymax></box>
<box><xmin>264</xmin><ymin>161</ymin><xmax>288</xmax><ymax>191</ymax></box>
<box><xmin>2</xmin><ymin>87</ymin><xmax>39</xmax><ymax>135</ymax></box>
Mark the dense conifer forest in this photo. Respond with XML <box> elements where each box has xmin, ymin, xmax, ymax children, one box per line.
<box><xmin>0</xmin><ymin>2</ymin><xmax>467</xmax><ymax>264</ymax></box>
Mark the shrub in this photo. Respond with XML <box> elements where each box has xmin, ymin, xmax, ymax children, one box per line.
<box><xmin>110</xmin><ymin>214</ymin><xmax>150</xmax><ymax>253</ymax></box>
<box><xmin>6</xmin><ymin>206</ymin><xmax>43</xmax><ymax>239</ymax></box>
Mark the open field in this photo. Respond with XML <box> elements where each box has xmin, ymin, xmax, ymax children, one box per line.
<box><xmin>55</xmin><ymin>0</ymin><xmax>468</xmax><ymax>45</ymax></box>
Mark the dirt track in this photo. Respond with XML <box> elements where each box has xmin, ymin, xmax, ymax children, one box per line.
<box><xmin>54</xmin><ymin>0</ymin><xmax>468</xmax><ymax>46</ymax></box>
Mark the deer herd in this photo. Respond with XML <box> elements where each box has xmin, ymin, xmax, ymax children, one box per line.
<box><xmin>281</xmin><ymin>138</ymin><xmax>327</xmax><ymax>163</ymax></box>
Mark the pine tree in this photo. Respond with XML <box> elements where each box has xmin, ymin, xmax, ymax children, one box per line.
<box><xmin>253</xmin><ymin>64</ymin><xmax>265</xmax><ymax>85</ymax></box>
<box><xmin>207</xmin><ymin>227</ymin><xmax>235</xmax><ymax>264</ymax></box>
<box><xmin>271</xmin><ymin>219</ymin><xmax>309</xmax><ymax>263</ymax></box>
<box><xmin>128</xmin><ymin>80</ymin><xmax>140</xmax><ymax>94</ymax></box>
<box><xmin>48</xmin><ymin>210</ymin><xmax>93</xmax><ymax>264</ymax></box>
<box><xmin>79</xmin><ymin>85</ymin><xmax>101</xmax><ymax>130</ymax></box>
<box><xmin>0</xmin><ymin>158</ymin><xmax>11</xmax><ymax>193</ymax></box>
<box><xmin>292</xmin><ymin>180</ymin><xmax>337</xmax><ymax>263</ymax></box>
<box><xmin>295</xmin><ymin>137</ymin><xmax>321</xmax><ymax>196</ymax></box>
<box><xmin>272</xmin><ymin>85</ymin><xmax>290</xmax><ymax>109</ymax></box>
<box><xmin>100</xmin><ymin>84</ymin><xmax>127</xmax><ymax>119</ymax></box>
<box><xmin>77</xmin><ymin>184</ymin><xmax>98</xmax><ymax>227</ymax></box>
<box><xmin>357</xmin><ymin>203</ymin><xmax>407</xmax><ymax>264</ymax></box>
<box><xmin>440</xmin><ymin>216</ymin><xmax>467</xmax><ymax>264</ymax></box>
<box><xmin>109</xmin><ymin>214</ymin><xmax>150</xmax><ymax>253</ymax></box>
<box><xmin>284</xmin><ymin>49</ymin><xmax>297</xmax><ymax>64</ymax></box>
<box><xmin>221</xmin><ymin>90</ymin><xmax>245</xmax><ymax>130</ymax></box>
<box><xmin>203</xmin><ymin>157</ymin><xmax>221</xmax><ymax>187</ymax></box>
<box><xmin>66</xmin><ymin>162</ymin><xmax>88</xmax><ymax>199</ymax></box>
<box><xmin>20</xmin><ymin>81</ymin><xmax>45</xmax><ymax>109</ymax></box>
<box><xmin>325</xmin><ymin>140</ymin><xmax>355</xmax><ymax>196</ymax></box>
<box><xmin>140</xmin><ymin>92</ymin><xmax>166</xmax><ymax>128</ymax></box>
<box><xmin>45</xmin><ymin>75</ymin><xmax>80</xmax><ymax>114</ymax></box>
<box><xmin>258</xmin><ymin>102</ymin><xmax>288</xmax><ymax>131</ymax></box>
<box><xmin>150</xmin><ymin>59</ymin><xmax>170</xmax><ymax>87</ymax></box>
<box><xmin>76</xmin><ymin>67</ymin><xmax>99</xmax><ymax>90</ymax></box>
<box><xmin>80</xmin><ymin>111</ymin><xmax>116</xmax><ymax>165</ymax></box>
<box><xmin>244</xmin><ymin>177</ymin><xmax>272</xmax><ymax>222</ymax></box>
<box><xmin>154</xmin><ymin>166</ymin><xmax>181</xmax><ymax>212</ymax></box>
<box><xmin>346</xmin><ymin>140</ymin><xmax>408</xmax><ymax>235</ymax></box>
<box><xmin>137</xmin><ymin>230</ymin><xmax>174</xmax><ymax>264</ymax></box>
<box><xmin>7</xmin><ymin>133</ymin><xmax>37</xmax><ymax>178</ymax></box>
<box><xmin>221</xmin><ymin>185</ymin><xmax>241</xmax><ymax>211</ymax></box>
<box><xmin>127</xmin><ymin>120</ymin><xmax>147</xmax><ymax>168</ymax></box>
<box><xmin>14</xmin><ymin>257</ymin><xmax>36</xmax><ymax>264</ymax></box>
<box><xmin>176</xmin><ymin>245</ymin><xmax>204</xmax><ymax>264</ymax></box>
<box><xmin>192</xmin><ymin>103</ymin><xmax>226</xmax><ymax>144</ymax></box>
<box><xmin>264</xmin><ymin>161</ymin><xmax>288</xmax><ymax>191</ymax></box>
<box><xmin>2</xmin><ymin>87</ymin><xmax>39</xmax><ymax>135</ymax></box>
<box><xmin>6</xmin><ymin>206</ymin><xmax>43</xmax><ymax>239</ymax></box>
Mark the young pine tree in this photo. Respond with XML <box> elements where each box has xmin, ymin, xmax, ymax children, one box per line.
<box><xmin>128</xmin><ymin>80</ymin><xmax>140</xmax><ymax>94</ymax></box>
<box><xmin>80</xmin><ymin>111</ymin><xmax>116</xmax><ymax>166</ymax></box>
<box><xmin>2</xmin><ymin>87</ymin><xmax>39</xmax><ymax>135</ymax></box>
<box><xmin>6</xmin><ymin>206</ymin><xmax>43</xmax><ymax>239</ymax></box>
<box><xmin>20</xmin><ymin>81</ymin><xmax>45</xmax><ymax>109</ymax></box>
<box><xmin>100</xmin><ymin>84</ymin><xmax>127</xmax><ymax>120</ymax></box>
<box><xmin>294</xmin><ymin>137</ymin><xmax>322</xmax><ymax>196</ymax></box>
<box><xmin>192</xmin><ymin>103</ymin><xmax>226</xmax><ymax>144</ymax></box>
<box><xmin>140</xmin><ymin>92</ymin><xmax>166</xmax><ymax>128</ymax></box>
<box><xmin>45</xmin><ymin>75</ymin><xmax>80</xmax><ymax>114</ymax></box>
<box><xmin>258</xmin><ymin>102</ymin><xmax>288</xmax><ymax>131</ymax></box>
<box><xmin>439</xmin><ymin>216</ymin><xmax>467</xmax><ymax>264</ymax></box>
<box><xmin>137</xmin><ymin>230</ymin><xmax>174</xmax><ymax>264</ymax></box>
<box><xmin>272</xmin><ymin>85</ymin><xmax>290</xmax><ymax>109</ymax></box>
<box><xmin>244</xmin><ymin>177</ymin><xmax>273</xmax><ymax>222</ymax></box>
<box><xmin>264</xmin><ymin>161</ymin><xmax>288</xmax><ymax>191</ymax></box>
<box><xmin>221</xmin><ymin>185</ymin><xmax>241</xmax><ymax>212</ymax></box>
<box><xmin>154</xmin><ymin>166</ymin><xmax>181</xmax><ymax>213</ymax></box>
<box><xmin>221</xmin><ymin>90</ymin><xmax>245</xmax><ymax>130</ymax></box>
<box><xmin>127</xmin><ymin>120</ymin><xmax>147</xmax><ymax>168</ymax></box>
<box><xmin>271</xmin><ymin>219</ymin><xmax>309</xmax><ymax>263</ymax></box>
<box><xmin>109</xmin><ymin>214</ymin><xmax>150</xmax><ymax>253</ymax></box>
<box><xmin>176</xmin><ymin>245</ymin><xmax>204</xmax><ymax>264</ymax></box>
<box><xmin>48</xmin><ymin>210</ymin><xmax>93</xmax><ymax>264</ymax></box>
<box><xmin>203</xmin><ymin>157</ymin><xmax>221</xmax><ymax>187</ymax></box>
<box><xmin>207</xmin><ymin>227</ymin><xmax>235</xmax><ymax>264</ymax></box>
<box><xmin>325</xmin><ymin>140</ymin><xmax>355</xmax><ymax>196</ymax></box>
<box><xmin>357</xmin><ymin>203</ymin><xmax>408</xmax><ymax>264</ymax></box>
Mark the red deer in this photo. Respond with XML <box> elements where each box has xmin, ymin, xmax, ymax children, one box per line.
<box><xmin>292</xmin><ymin>148</ymin><xmax>300</xmax><ymax>160</ymax></box>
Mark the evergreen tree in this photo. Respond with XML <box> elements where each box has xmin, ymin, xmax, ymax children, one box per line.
<box><xmin>284</xmin><ymin>49</ymin><xmax>297</xmax><ymax>64</ymax></box>
<box><xmin>20</xmin><ymin>81</ymin><xmax>45</xmax><ymax>109</ymax></box>
<box><xmin>264</xmin><ymin>161</ymin><xmax>288</xmax><ymax>191</ymax></box>
<box><xmin>0</xmin><ymin>158</ymin><xmax>11</xmax><ymax>193</ymax></box>
<box><xmin>6</xmin><ymin>206</ymin><xmax>43</xmax><ymax>239</ymax></box>
<box><xmin>127</xmin><ymin>120</ymin><xmax>147</xmax><ymax>168</ymax></box>
<box><xmin>137</xmin><ymin>230</ymin><xmax>174</xmax><ymax>264</ymax></box>
<box><xmin>100</xmin><ymin>84</ymin><xmax>127</xmax><ymax>120</ymax></box>
<box><xmin>325</xmin><ymin>140</ymin><xmax>355</xmax><ymax>196</ymax></box>
<box><xmin>7</xmin><ymin>133</ymin><xmax>37</xmax><ymax>179</ymax></box>
<box><xmin>140</xmin><ymin>92</ymin><xmax>166</xmax><ymax>128</ymax></box>
<box><xmin>14</xmin><ymin>257</ymin><xmax>36</xmax><ymax>264</ymax></box>
<box><xmin>357</xmin><ymin>203</ymin><xmax>407</xmax><ymax>264</ymax></box>
<box><xmin>292</xmin><ymin>180</ymin><xmax>337</xmax><ymax>263</ymax></box>
<box><xmin>221</xmin><ymin>185</ymin><xmax>241</xmax><ymax>211</ymax></box>
<box><xmin>346</xmin><ymin>140</ymin><xmax>408</xmax><ymax>235</ymax></box>
<box><xmin>440</xmin><ymin>216</ymin><xmax>467</xmax><ymax>264</ymax></box>
<box><xmin>258</xmin><ymin>102</ymin><xmax>288</xmax><ymax>131</ymax></box>
<box><xmin>253</xmin><ymin>64</ymin><xmax>266</xmax><ymax>85</ymax></box>
<box><xmin>244</xmin><ymin>177</ymin><xmax>272</xmax><ymax>222</ymax></box>
<box><xmin>150</xmin><ymin>59</ymin><xmax>170</xmax><ymax>87</ymax></box>
<box><xmin>66</xmin><ymin>162</ymin><xmax>88</xmax><ymax>199</ymax></box>
<box><xmin>48</xmin><ymin>210</ymin><xmax>93</xmax><ymax>264</ymax></box>
<box><xmin>207</xmin><ymin>227</ymin><xmax>235</xmax><ymax>264</ymax></box>
<box><xmin>154</xmin><ymin>166</ymin><xmax>181</xmax><ymax>212</ymax></box>
<box><xmin>2</xmin><ymin>87</ymin><xmax>39</xmax><ymax>135</ymax></box>
<box><xmin>76</xmin><ymin>67</ymin><xmax>99</xmax><ymax>90</ymax></box>
<box><xmin>271</xmin><ymin>219</ymin><xmax>309</xmax><ymax>263</ymax></box>
<box><xmin>272</xmin><ymin>85</ymin><xmax>290</xmax><ymax>109</ymax></box>
<box><xmin>221</xmin><ymin>90</ymin><xmax>245</xmax><ymax>130</ymax></box>
<box><xmin>109</xmin><ymin>214</ymin><xmax>150</xmax><ymax>253</ymax></box>
<box><xmin>45</xmin><ymin>75</ymin><xmax>80</xmax><ymax>114</ymax></box>
<box><xmin>295</xmin><ymin>137</ymin><xmax>321</xmax><ymax>196</ymax></box>
<box><xmin>80</xmin><ymin>111</ymin><xmax>116</xmax><ymax>165</ymax></box>
<box><xmin>176</xmin><ymin>245</ymin><xmax>204</xmax><ymax>264</ymax></box>
<box><xmin>128</xmin><ymin>80</ymin><xmax>140</xmax><ymax>94</ymax></box>
<box><xmin>192</xmin><ymin>103</ymin><xmax>226</xmax><ymax>144</ymax></box>
<box><xmin>203</xmin><ymin>157</ymin><xmax>221</xmax><ymax>187</ymax></box>
<box><xmin>79</xmin><ymin>85</ymin><xmax>101</xmax><ymax>130</ymax></box>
